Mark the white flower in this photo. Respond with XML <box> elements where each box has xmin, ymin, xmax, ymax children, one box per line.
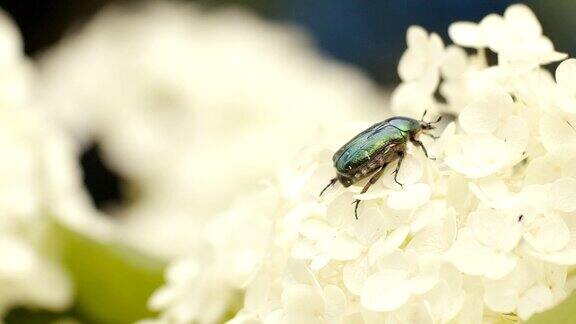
<box><xmin>443</xmin><ymin>90</ymin><xmax>529</xmax><ymax>178</ymax></box>
<box><xmin>397</xmin><ymin>26</ymin><xmax>444</xmax><ymax>85</ymax></box>
<box><xmin>448</xmin><ymin>4</ymin><xmax>566</xmax><ymax>66</ymax></box>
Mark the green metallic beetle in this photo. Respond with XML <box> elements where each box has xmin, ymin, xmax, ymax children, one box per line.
<box><xmin>320</xmin><ymin>111</ymin><xmax>441</xmax><ymax>219</ymax></box>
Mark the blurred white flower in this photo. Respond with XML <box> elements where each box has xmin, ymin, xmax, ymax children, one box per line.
<box><xmin>0</xmin><ymin>8</ymin><xmax>78</xmax><ymax>315</ymax></box>
<box><xmin>144</xmin><ymin>4</ymin><xmax>576</xmax><ymax>324</ymax></box>
<box><xmin>448</xmin><ymin>4</ymin><xmax>566</xmax><ymax>66</ymax></box>
<box><xmin>397</xmin><ymin>26</ymin><xmax>444</xmax><ymax>87</ymax></box>
<box><xmin>38</xmin><ymin>1</ymin><xmax>385</xmax><ymax>260</ymax></box>
<box><xmin>391</xmin><ymin>26</ymin><xmax>443</xmax><ymax>118</ymax></box>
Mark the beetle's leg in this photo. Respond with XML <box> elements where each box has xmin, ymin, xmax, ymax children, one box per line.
<box><xmin>352</xmin><ymin>167</ymin><xmax>385</xmax><ymax>219</ymax></box>
<box><xmin>319</xmin><ymin>177</ymin><xmax>338</xmax><ymax>197</ymax></box>
<box><xmin>393</xmin><ymin>151</ymin><xmax>405</xmax><ymax>187</ymax></box>
<box><xmin>413</xmin><ymin>139</ymin><xmax>436</xmax><ymax>161</ymax></box>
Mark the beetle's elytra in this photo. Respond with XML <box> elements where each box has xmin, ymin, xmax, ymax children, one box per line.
<box><xmin>320</xmin><ymin>111</ymin><xmax>441</xmax><ymax>219</ymax></box>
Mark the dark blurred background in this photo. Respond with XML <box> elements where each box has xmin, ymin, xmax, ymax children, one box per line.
<box><xmin>2</xmin><ymin>0</ymin><xmax>575</xmax><ymax>85</ymax></box>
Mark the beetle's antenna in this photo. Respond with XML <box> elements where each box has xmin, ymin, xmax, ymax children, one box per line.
<box><xmin>421</xmin><ymin>109</ymin><xmax>428</xmax><ymax>122</ymax></box>
<box><xmin>433</xmin><ymin>115</ymin><xmax>442</xmax><ymax>124</ymax></box>
<box><xmin>319</xmin><ymin>178</ymin><xmax>337</xmax><ymax>197</ymax></box>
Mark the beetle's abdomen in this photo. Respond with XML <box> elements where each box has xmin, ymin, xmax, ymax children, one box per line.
<box><xmin>333</xmin><ymin>124</ymin><xmax>406</xmax><ymax>174</ymax></box>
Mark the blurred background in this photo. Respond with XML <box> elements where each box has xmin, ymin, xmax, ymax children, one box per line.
<box><xmin>2</xmin><ymin>0</ymin><xmax>574</xmax><ymax>213</ymax></box>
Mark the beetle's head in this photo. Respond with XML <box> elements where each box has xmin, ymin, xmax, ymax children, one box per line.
<box><xmin>419</xmin><ymin>110</ymin><xmax>442</xmax><ymax>131</ymax></box>
<box><xmin>337</xmin><ymin>173</ymin><xmax>354</xmax><ymax>187</ymax></box>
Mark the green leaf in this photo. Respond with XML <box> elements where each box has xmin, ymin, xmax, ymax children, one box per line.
<box><xmin>526</xmin><ymin>290</ymin><xmax>576</xmax><ymax>324</ymax></box>
<box><xmin>53</xmin><ymin>222</ymin><xmax>166</xmax><ymax>324</ymax></box>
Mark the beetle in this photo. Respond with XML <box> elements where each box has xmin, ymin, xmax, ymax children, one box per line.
<box><xmin>319</xmin><ymin>111</ymin><xmax>441</xmax><ymax>219</ymax></box>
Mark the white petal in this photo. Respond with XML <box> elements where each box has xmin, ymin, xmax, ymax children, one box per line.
<box><xmin>459</xmin><ymin>101</ymin><xmax>499</xmax><ymax>134</ymax></box>
<box><xmin>428</xmin><ymin>33</ymin><xmax>445</xmax><ymax>64</ymax></box>
<box><xmin>243</xmin><ymin>271</ymin><xmax>272</xmax><ymax>313</ymax></box>
<box><xmin>305</xmin><ymin>163</ymin><xmax>338</xmax><ymax>197</ymax></box>
<box><xmin>556</xmin><ymin>58</ymin><xmax>576</xmax><ymax>94</ymax></box>
<box><xmin>166</xmin><ymin>258</ymin><xmax>199</xmax><ymax>283</ymax></box>
<box><xmin>445</xmin><ymin>228</ymin><xmax>517</xmax><ymax>279</ymax></box>
<box><xmin>468</xmin><ymin>178</ymin><xmax>515</xmax><ymax>209</ymax></box>
<box><xmin>482</xmin><ymin>262</ymin><xmax>535</xmax><ymax>316</ymax></box>
<box><xmin>409</xmin><ymin>200</ymin><xmax>446</xmax><ymax>233</ymax></box>
<box><xmin>323</xmin><ymin>285</ymin><xmax>347</xmax><ymax>322</ymax></box>
<box><xmin>382</xmin><ymin>154</ymin><xmax>423</xmax><ymax>189</ymax></box>
<box><xmin>327</xmin><ymin>192</ymin><xmax>356</xmax><ymax>229</ymax></box>
<box><xmin>417</xmin><ymin>69</ymin><xmax>441</xmax><ymax>96</ymax></box>
<box><xmin>497</xmin><ymin>115</ymin><xmax>529</xmax><ymax>160</ymax></box>
<box><xmin>281</xmin><ymin>284</ymin><xmax>324</xmax><ymax>315</ymax></box>
<box><xmin>390</xmin><ymin>301</ymin><xmax>434</xmax><ymax>324</ymax></box>
<box><xmin>149</xmin><ymin>286</ymin><xmax>177</xmax><ymax>310</ymax></box>
<box><xmin>361</xmin><ymin>272</ymin><xmax>411</xmax><ymax>312</ymax></box>
<box><xmin>390</xmin><ymin>80</ymin><xmax>436</xmax><ymax>118</ymax></box>
<box><xmin>451</xmin><ymin>291</ymin><xmax>484</xmax><ymax>324</ymax></box>
<box><xmin>282</xmin><ymin>311</ymin><xmax>320</xmax><ymax>324</ymax></box>
<box><xmin>548</xmin><ymin>178</ymin><xmax>576</xmax><ymax>212</ymax></box>
<box><xmin>561</xmin><ymin>156</ymin><xmax>576</xmax><ymax>179</ymax></box>
<box><xmin>554</xmin><ymin>87</ymin><xmax>576</xmax><ymax>114</ymax></box>
<box><xmin>423</xmin><ymin>281</ymin><xmax>461</xmax><ymax>321</ymax></box>
<box><xmin>368</xmin><ymin>226</ymin><xmax>409</xmax><ymax>265</ymax></box>
<box><xmin>484</xmin><ymin>282</ymin><xmax>519</xmax><ymax>314</ymax></box>
<box><xmin>408</xmin><ymin>273</ymin><xmax>439</xmax><ymax>295</ymax></box>
<box><xmin>300</xmin><ymin>219</ymin><xmax>336</xmax><ymax>241</ymax></box>
<box><xmin>406</xmin><ymin>26</ymin><xmax>428</xmax><ymax>51</ymax></box>
<box><xmin>376</xmin><ymin>249</ymin><xmax>413</xmax><ymax>273</ymax></box>
<box><xmin>539</xmin><ymin>114</ymin><xmax>576</xmax><ymax>151</ymax></box>
<box><xmin>538</xmin><ymin>47</ymin><xmax>568</xmax><ymax>65</ymax></box>
<box><xmin>524</xmin><ymin>213</ymin><xmax>570</xmax><ymax>253</ymax></box>
<box><xmin>343</xmin><ymin>256</ymin><xmax>370</xmax><ymax>295</ymax></box>
<box><xmin>444</xmin><ymin>135</ymin><xmax>509</xmax><ymax>178</ymax></box>
<box><xmin>291</xmin><ymin>239</ymin><xmax>317</xmax><ymax>260</ymax></box>
<box><xmin>354</xmin><ymin>206</ymin><xmax>387</xmax><ymax>245</ymax></box>
<box><xmin>407</xmin><ymin>212</ymin><xmax>457</xmax><ymax>254</ymax></box>
<box><xmin>448</xmin><ymin>22</ymin><xmax>484</xmax><ymax>47</ymax></box>
<box><xmin>479</xmin><ymin>14</ymin><xmax>507</xmax><ymax>52</ymax></box>
<box><xmin>264</xmin><ymin>310</ymin><xmax>284</xmax><ymax>324</ymax></box>
<box><xmin>310</xmin><ymin>255</ymin><xmax>331</xmax><ymax>270</ymax></box>
<box><xmin>441</xmin><ymin>45</ymin><xmax>468</xmax><ymax>79</ymax></box>
<box><xmin>387</xmin><ymin>183</ymin><xmax>431</xmax><ymax>210</ymax></box>
<box><xmin>524</xmin><ymin>156</ymin><xmax>561</xmax><ymax>185</ymax></box>
<box><xmin>504</xmin><ymin>4</ymin><xmax>542</xmax><ymax>37</ymax></box>
<box><xmin>517</xmin><ymin>285</ymin><xmax>553</xmax><ymax>320</ymax></box>
<box><xmin>329</xmin><ymin>232</ymin><xmax>363</xmax><ymax>261</ymax></box>
<box><xmin>469</xmin><ymin>209</ymin><xmax>522</xmax><ymax>252</ymax></box>
<box><xmin>398</xmin><ymin>48</ymin><xmax>426</xmax><ymax>82</ymax></box>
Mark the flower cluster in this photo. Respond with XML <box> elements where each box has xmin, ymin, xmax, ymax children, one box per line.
<box><xmin>38</xmin><ymin>1</ymin><xmax>385</xmax><ymax>260</ymax></box>
<box><xmin>151</xmin><ymin>4</ymin><xmax>576</xmax><ymax>323</ymax></box>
